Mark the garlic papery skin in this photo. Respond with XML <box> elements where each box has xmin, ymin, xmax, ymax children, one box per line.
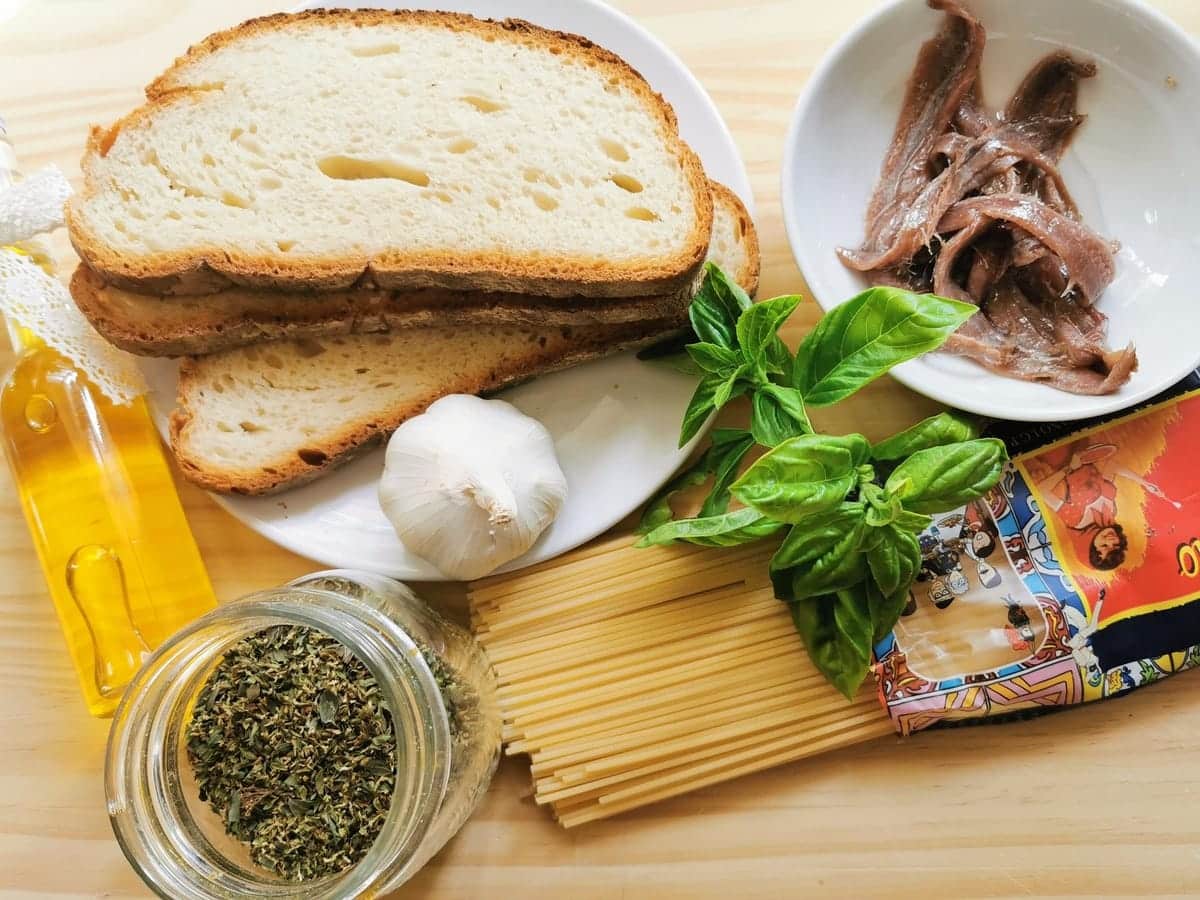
<box><xmin>378</xmin><ymin>395</ymin><xmax>568</xmax><ymax>580</ymax></box>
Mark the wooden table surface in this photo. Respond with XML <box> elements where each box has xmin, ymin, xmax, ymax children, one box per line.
<box><xmin>3</xmin><ymin>1</ymin><xmax>1200</xmax><ymax>897</ymax></box>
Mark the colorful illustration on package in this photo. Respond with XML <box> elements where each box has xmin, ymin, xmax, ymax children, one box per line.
<box><xmin>874</xmin><ymin>388</ymin><xmax>1200</xmax><ymax>735</ymax></box>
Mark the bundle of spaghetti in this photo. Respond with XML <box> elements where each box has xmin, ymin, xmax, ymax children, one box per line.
<box><xmin>468</xmin><ymin>532</ymin><xmax>896</xmax><ymax>827</ymax></box>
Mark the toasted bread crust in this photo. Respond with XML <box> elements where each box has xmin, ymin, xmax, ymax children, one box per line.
<box><xmin>170</xmin><ymin>320</ymin><xmax>685</xmax><ymax>495</ymax></box>
<box><xmin>708</xmin><ymin>181</ymin><xmax>761</xmax><ymax>298</ymax></box>
<box><xmin>66</xmin><ymin>10</ymin><xmax>713</xmax><ymax>298</ymax></box>
<box><xmin>70</xmin><ymin>264</ymin><xmax>692</xmax><ymax>357</ymax></box>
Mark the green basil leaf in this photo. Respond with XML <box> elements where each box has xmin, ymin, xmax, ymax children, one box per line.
<box><xmin>750</xmin><ymin>383</ymin><xmax>813</xmax><ymax>447</ymax></box>
<box><xmin>711</xmin><ymin>364</ymin><xmax>752</xmax><ymax>411</ymax></box>
<box><xmin>636</xmin><ymin>507</ymin><xmax>784</xmax><ymax>548</ymax></box>
<box><xmin>865</xmin><ymin>578</ymin><xmax>910</xmax><ymax>645</ymax></box>
<box><xmin>686</xmin><ymin>342</ymin><xmax>741</xmax><ymax>374</ymax></box>
<box><xmin>705</xmin><ymin>262</ymin><xmax>754</xmax><ymax>310</ymax></box>
<box><xmin>885</xmin><ymin>438</ymin><xmax>1007</xmax><ymax>515</ymax></box>
<box><xmin>860</xmin><ymin>481</ymin><xmax>885</xmax><ymax>504</ymax></box>
<box><xmin>769</xmin><ymin>503</ymin><xmax>867</xmax><ymax>602</ymax></box>
<box><xmin>871</xmin><ymin>411</ymin><xmax>983</xmax><ymax>462</ymax></box>
<box><xmin>699</xmin><ymin>429</ymin><xmax>757</xmax><ymax>518</ymax></box>
<box><xmin>864</xmin><ymin>490</ymin><xmax>904</xmax><ymax>528</ymax></box>
<box><xmin>680</xmin><ymin>371</ymin><xmax>752</xmax><ymax>448</ymax></box>
<box><xmin>893</xmin><ymin>508</ymin><xmax>934</xmax><ymax>533</ymax></box>
<box><xmin>764</xmin><ymin>337</ymin><xmax>794</xmax><ymax>381</ymax></box>
<box><xmin>710</xmin><ymin>427</ymin><xmax>753</xmax><ymax>448</ymax></box>
<box><xmin>689</xmin><ymin>263</ymin><xmax>753</xmax><ymax>349</ymax></box>
<box><xmin>789</xmin><ymin>588</ymin><xmax>874</xmax><ymax>700</ymax></box>
<box><xmin>638</xmin><ymin>429</ymin><xmax>756</xmax><ymax>535</ymax></box>
<box><xmin>636</xmin><ymin>458</ymin><xmax>711</xmax><ymax>536</ymax></box>
<box><xmin>863</xmin><ymin>480</ymin><xmax>933</xmax><ymax>530</ymax></box>
<box><xmin>793</xmin><ymin>288</ymin><xmax>977</xmax><ymax>407</ymax></box>
<box><xmin>866</xmin><ymin>525</ymin><xmax>921</xmax><ymax>598</ymax></box>
<box><xmin>736</xmin><ymin>294</ymin><xmax>803</xmax><ymax>377</ymax></box>
<box><xmin>679</xmin><ymin>375</ymin><xmax>721</xmax><ymax>448</ymax></box>
<box><xmin>732</xmin><ymin>434</ymin><xmax>868</xmax><ymax>524</ymax></box>
<box><xmin>683</xmin><ymin>514</ymin><xmax>787</xmax><ymax>548</ymax></box>
<box><xmin>834</xmin><ymin>583</ymin><xmax>876</xmax><ymax>664</ymax></box>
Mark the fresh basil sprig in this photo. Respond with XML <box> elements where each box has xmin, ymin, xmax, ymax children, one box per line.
<box><xmin>638</xmin><ymin>267</ymin><xmax>1007</xmax><ymax>698</ymax></box>
<box><xmin>675</xmin><ymin>263</ymin><xmax>805</xmax><ymax>447</ymax></box>
<box><xmin>736</xmin><ymin>294</ymin><xmax>802</xmax><ymax>381</ymax></box>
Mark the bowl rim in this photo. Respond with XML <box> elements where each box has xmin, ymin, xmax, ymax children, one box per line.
<box><xmin>780</xmin><ymin>0</ymin><xmax>1200</xmax><ymax>422</ymax></box>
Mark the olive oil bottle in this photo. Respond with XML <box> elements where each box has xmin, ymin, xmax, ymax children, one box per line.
<box><xmin>0</xmin><ymin>119</ymin><xmax>216</xmax><ymax>716</ymax></box>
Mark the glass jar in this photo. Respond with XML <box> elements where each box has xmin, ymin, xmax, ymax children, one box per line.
<box><xmin>105</xmin><ymin>569</ymin><xmax>501</xmax><ymax>899</ymax></box>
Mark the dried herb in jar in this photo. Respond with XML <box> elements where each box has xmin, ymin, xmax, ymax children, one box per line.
<box><xmin>185</xmin><ymin>624</ymin><xmax>397</xmax><ymax>881</ymax></box>
<box><xmin>298</xmin><ymin>574</ymin><xmax>492</xmax><ymax>802</ymax></box>
<box><xmin>301</xmin><ymin>575</ymin><xmax>476</xmax><ymax>769</ymax></box>
<box><xmin>412</xmin><ymin>643</ymin><xmax>455</xmax><ymax>733</ymax></box>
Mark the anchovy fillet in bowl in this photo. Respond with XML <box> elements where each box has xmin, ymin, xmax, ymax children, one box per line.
<box><xmin>837</xmin><ymin>0</ymin><xmax>1137</xmax><ymax>396</ymax></box>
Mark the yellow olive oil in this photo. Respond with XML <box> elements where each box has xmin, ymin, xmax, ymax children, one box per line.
<box><xmin>1</xmin><ymin>122</ymin><xmax>215</xmax><ymax>716</ymax></box>
<box><xmin>1</xmin><ymin>341</ymin><xmax>217</xmax><ymax>715</ymax></box>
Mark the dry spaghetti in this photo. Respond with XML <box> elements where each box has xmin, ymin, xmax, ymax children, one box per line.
<box><xmin>468</xmin><ymin>532</ymin><xmax>894</xmax><ymax>827</ymax></box>
<box><xmin>474</xmin><ymin>378</ymin><xmax>1200</xmax><ymax>823</ymax></box>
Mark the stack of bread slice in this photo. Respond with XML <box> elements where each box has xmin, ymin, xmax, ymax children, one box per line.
<box><xmin>66</xmin><ymin>10</ymin><xmax>760</xmax><ymax>494</ymax></box>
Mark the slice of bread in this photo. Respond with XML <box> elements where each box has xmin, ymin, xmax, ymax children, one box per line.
<box><xmin>71</xmin><ymin>266</ymin><xmax>688</xmax><ymax>356</ymax></box>
<box><xmin>66</xmin><ymin>10</ymin><xmax>712</xmax><ymax>298</ymax></box>
<box><xmin>706</xmin><ymin>183</ymin><xmax>760</xmax><ymax>298</ymax></box>
<box><xmin>171</xmin><ymin>321</ymin><xmax>681</xmax><ymax>495</ymax></box>
<box><xmin>74</xmin><ymin>182</ymin><xmax>756</xmax><ymax>358</ymax></box>
<box><xmin>169</xmin><ymin>186</ymin><xmax>758</xmax><ymax>496</ymax></box>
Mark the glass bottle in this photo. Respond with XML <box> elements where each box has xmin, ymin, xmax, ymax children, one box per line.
<box><xmin>0</xmin><ymin>117</ymin><xmax>217</xmax><ymax>715</ymax></box>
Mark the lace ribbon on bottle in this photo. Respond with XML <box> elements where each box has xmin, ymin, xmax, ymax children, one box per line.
<box><xmin>0</xmin><ymin>166</ymin><xmax>146</xmax><ymax>404</ymax></box>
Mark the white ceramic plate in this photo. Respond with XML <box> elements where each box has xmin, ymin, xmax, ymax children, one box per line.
<box><xmin>782</xmin><ymin>0</ymin><xmax>1200</xmax><ymax>422</ymax></box>
<box><xmin>140</xmin><ymin>0</ymin><xmax>751</xmax><ymax>580</ymax></box>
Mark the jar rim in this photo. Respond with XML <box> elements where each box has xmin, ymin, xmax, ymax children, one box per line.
<box><xmin>105</xmin><ymin>585</ymin><xmax>451</xmax><ymax>899</ymax></box>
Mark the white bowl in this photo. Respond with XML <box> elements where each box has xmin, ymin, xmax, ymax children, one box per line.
<box><xmin>782</xmin><ymin>0</ymin><xmax>1200</xmax><ymax>422</ymax></box>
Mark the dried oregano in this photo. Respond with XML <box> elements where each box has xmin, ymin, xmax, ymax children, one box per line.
<box><xmin>186</xmin><ymin>625</ymin><xmax>396</xmax><ymax>881</ymax></box>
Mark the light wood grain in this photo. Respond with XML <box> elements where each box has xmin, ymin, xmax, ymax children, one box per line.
<box><xmin>2</xmin><ymin>1</ymin><xmax>1199</xmax><ymax>897</ymax></box>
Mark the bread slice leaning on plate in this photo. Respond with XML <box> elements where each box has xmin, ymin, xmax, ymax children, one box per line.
<box><xmin>65</xmin><ymin>9</ymin><xmax>712</xmax><ymax>298</ymax></box>
<box><xmin>169</xmin><ymin>186</ymin><xmax>759</xmax><ymax>495</ymax></box>
<box><xmin>71</xmin><ymin>182</ymin><xmax>749</xmax><ymax>358</ymax></box>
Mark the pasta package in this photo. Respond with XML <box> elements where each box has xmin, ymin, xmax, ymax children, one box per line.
<box><xmin>877</xmin><ymin>373</ymin><xmax>1200</xmax><ymax>733</ymax></box>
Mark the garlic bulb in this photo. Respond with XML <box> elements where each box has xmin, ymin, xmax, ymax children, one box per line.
<box><xmin>378</xmin><ymin>395</ymin><xmax>568</xmax><ymax>580</ymax></box>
